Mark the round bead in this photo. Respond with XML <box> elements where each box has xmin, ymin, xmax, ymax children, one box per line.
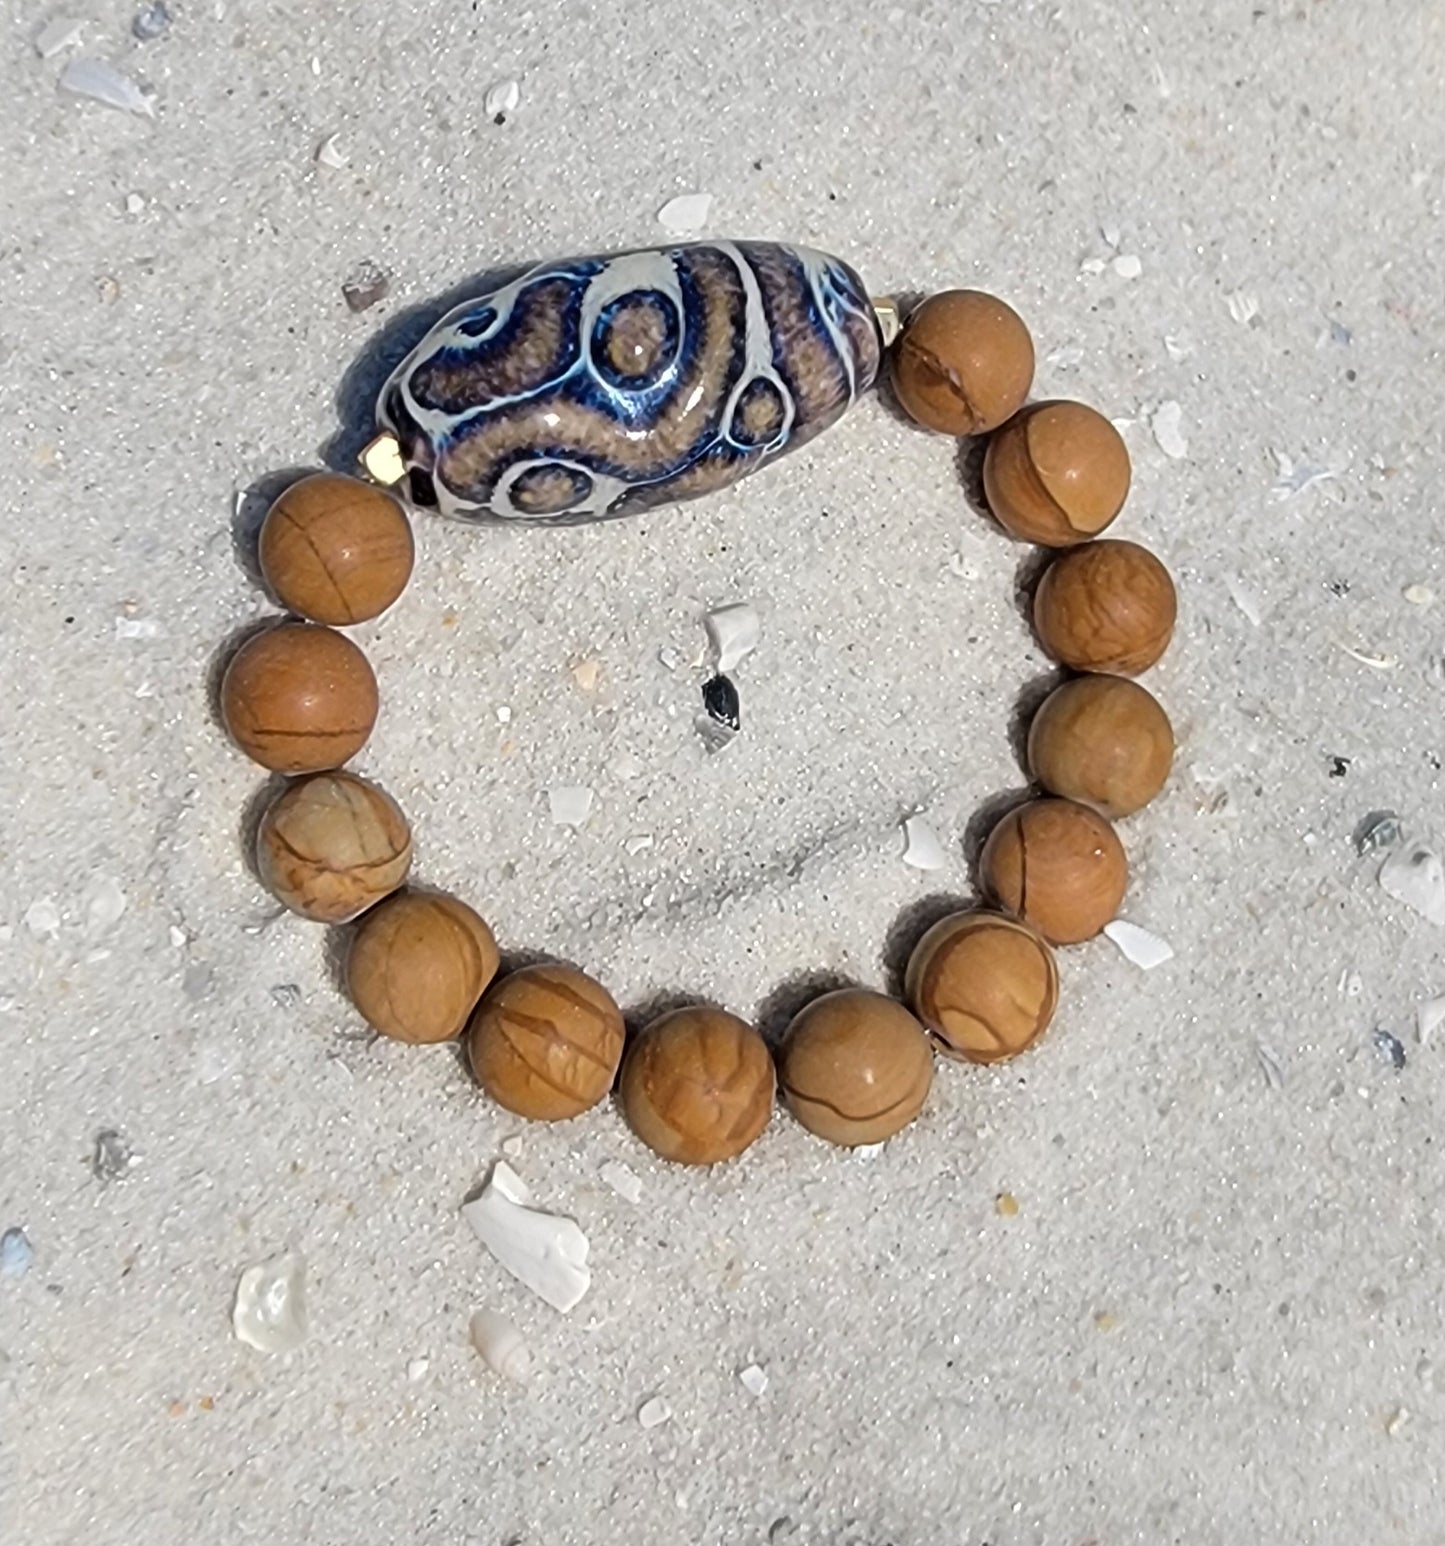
<box><xmin>221</xmin><ymin>622</ymin><xmax>378</xmax><ymax>773</ymax></box>
<box><xmin>980</xmin><ymin>798</ymin><xmax>1127</xmax><ymax>945</ymax></box>
<box><xmin>890</xmin><ymin>289</ymin><xmax>1034</xmax><ymax>436</ymax></box>
<box><xmin>983</xmin><ymin>401</ymin><xmax>1131</xmax><ymax>546</ymax></box>
<box><xmin>779</xmin><ymin>989</ymin><xmax>933</xmax><ymax>1147</ymax></box>
<box><xmin>905</xmin><ymin>911</ymin><xmax>1058</xmax><ymax>1064</ymax></box>
<box><xmin>259</xmin><ymin>473</ymin><xmax>414</xmax><ymax>626</ymax></box>
<box><xmin>1033</xmin><ymin>539</ymin><xmax>1177</xmax><ymax>676</ymax></box>
<box><xmin>256</xmin><ymin>770</ymin><xmax>412</xmax><ymax>923</ymax></box>
<box><xmin>1028</xmin><ymin>675</ymin><xmax>1174</xmax><ymax>818</ymax></box>
<box><xmin>467</xmin><ymin>964</ymin><xmax>624</xmax><ymax>1121</ymax></box>
<box><xmin>346</xmin><ymin>891</ymin><xmax>499</xmax><ymax>1044</ymax></box>
<box><xmin>619</xmin><ymin>1007</ymin><xmax>774</xmax><ymax>1165</ymax></box>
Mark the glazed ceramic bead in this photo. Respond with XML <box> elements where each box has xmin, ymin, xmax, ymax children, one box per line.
<box><xmin>890</xmin><ymin>289</ymin><xmax>1034</xmax><ymax>436</ymax></box>
<box><xmin>905</xmin><ymin>911</ymin><xmax>1058</xmax><ymax>1064</ymax></box>
<box><xmin>980</xmin><ymin>798</ymin><xmax>1127</xmax><ymax>945</ymax></box>
<box><xmin>779</xmin><ymin>989</ymin><xmax>933</xmax><ymax>1147</ymax></box>
<box><xmin>221</xmin><ymin>622</ymin><xmax>378</xmax><ymax>773</ymax></box>
<box><xmin>619</xmin><ymin>1007</ymin><xmax>774</xmax><ymax>1165</ymax></box>
<box><xmin>259</xmin><ymin>473</ymin><xmax>414</xmax><ymax>625</ymax></box>
<box><xmin>983</xmin><ymin>401</ymin><xmax>1131</xmax><ymax>546</ymax></box>
<box><xmin>467</xmin><ymin>964</ymin><xmax>624</xmax><ymax>1121</ymax></box>
<box><xmin>256</xmin><ymin>770</ymin><xmax>412</xmax><ymax>923</ymax></box>
<box><xmin>1028</xmin><ymin>675</ymin><xmax>1174</xmax><ymax>818</ymax></box>
<box><xmin>378</xmin><ymin>242</ymin><xmax>882</xmax><ymax>522</ymax></box>
<box><xmin>1033</xmin><ymin>539</ymin><xmax>1177</xmax><ymax>675</ymax></box>
<box><xmin>346</xmin><ymin>891</ymin><xmax>499</xmax><ymax>1044</ymax></box>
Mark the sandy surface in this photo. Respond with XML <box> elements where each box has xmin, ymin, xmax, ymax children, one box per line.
<box><xmin>4</xmin><ymin>1</ymin><xmax>1445</xmax><ymax>1542</ymax></box>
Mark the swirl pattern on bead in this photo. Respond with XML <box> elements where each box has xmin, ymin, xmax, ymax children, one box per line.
<box><xmin>376</xmin><ymin>241</ymin><xmax>882</xmax><ymax>523</ymax></box>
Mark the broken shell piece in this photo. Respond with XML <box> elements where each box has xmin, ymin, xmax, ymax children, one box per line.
<box><xmin>469</xmin><ymin>1308</ymin><xmax>531</xmax><ymax>1383</ymax></box>
<box><xmin>1149</xmin><ymin>400</ymin><xmax>1188</xmax><ymax>460</ymax></box>
<box><xmin>1354</xmin><ymin>810</ymin><xmax>1403</xmax><ymax>855</ymax></box>
<box><xmin>1417</xmin><ymin>995</ymin><xmax>1445</xmax><ymax>1048</ymax></box>
<box><xmin>461</xmin><ymin>1162</ymin><xmax>590</xmax><ymax>1313</ymax></box>
<box><xmin>738</xmin><ymin>1363</ymin><xmax>768</xmax><ymax>1397</ymax></box>
<box><xmin>599</xmin><ymin>1159</ymin><xmax>642</xmax><ymax>1203</ymax></box>
<box><xmin>232</xmin><ymin>1251</ymin><xmax>307</xmax><ymax>1354</ymax></box>
<box><xmin>657</xmin><ymin>192</ymin><xmax>712</xmax><ymax>233</ymax></box>
<box><xmin>871</xmin><ymin>296</ymin><xmax>901</xmax><ymax>347</ymax></box>
<box><xmin>34</xmin><ymin>16</ymin><xmax>85</xmax><ymax>56</ymax></box>
<box><xmin>1379</xmin><ymin>845</ymin><xmax>1445</xmax><ymax>926</ymax></box>
<box><xmin>1374</xmin><ymin>1028</ymin><xmax>1407</xmax><ymax>1070</ymax></box>
<box><xmin>704</xmin><ymin>604</ymin><xmax>760</xmax><ymax>673</ymax></box>
<box><xmin>901</xmin><ymin>815</ymin><xmax>947</xmax><ymax>872</ymax></box>
<box><xmin>315</xmin><ymin>133</ymin><xmax>348</xmax><ymax>169</ymax></box>
<box><xmin>1102</xmin><ymin>918</ymin><xmax>1174</xmax><ymax>970</ymax></box>
<box><xmin>547</xmin><ymin>785</ymin><xmax>594</xmax><ymax>828</ymax></box>
<box><xmin>59</xmin><ymin>57</ymin><xmax>155</xmax><ymax>117</ymax></box>
<box><xmin>1</xmin><ymin>1227</ymin><xmax>33</xmax><ymax>1280</ymax></box>
<box><xmin>638</xmin><ymin>1395</ymin><xmax>672</xmax><ymax>1429</ymax></box>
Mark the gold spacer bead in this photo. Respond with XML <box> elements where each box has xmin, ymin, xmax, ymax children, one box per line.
<box><xmin>359</xmin><ymin>431</ymin><xmax>406</xmax><ymax>487</ymax></box>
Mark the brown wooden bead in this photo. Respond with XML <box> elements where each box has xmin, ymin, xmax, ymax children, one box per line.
<box><xmin>890</xmin><ymin>289</ymin><xmax>1034</xmax><ymax>436</ymax></box>
<box><xmin>1033</xmin><ymin>539</ymin><xmax>1176</xmax><ymax>676</ymax></box>
<box><xmin>983</xmin><ymin>401</ymin><xmax>1131</xmax><ymax>546</ymax></box>
<box><xmin>259</xmin><ymin>473</ymin><xmax>414</xmax><ymax>626</ymax></box>
<box><xmin>779</xmin><ymin>989</ymin><xmax>933</xmax><ymax>1147</ymax></box>
<box><xmin>221</xmin><ymin>622</ymin><xmax>378</xmax><ymax>773</ymax></box>
<box><xmin>256</xmin><ymin>770</ymin><xmax>412</xmax><ymax>923</ymax></box>
<box><xmin>619</xmin><ymin>1007</ymin><xmax>774</xmax><ymax>1165</ymax></box>
<box><xmin>1028</xmin><ymin>675</ymin><xmax>1174</xmax><ymax>818</ymax></box>
<box><xmin>980</xmin><ymin>798</ymin><xmax>1127</xmax><ymax>945</ymax></box>
<box><xmin>905</xmin><ymin>911</ymin><xmax>1058</xmax><ymax>1064</ymax></box>
<box><xmin>467</xmin><ymin>964</ymin><xmax>624</xmax><ymax>1121</ymax></box>
<box><xmin>346</xmin><ymin>891</ymin><xmax>499</xmax><ymax>1044</ymax></box>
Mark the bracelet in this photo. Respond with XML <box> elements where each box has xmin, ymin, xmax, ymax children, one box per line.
<box><xmin>219</xmin><ymin>240</ymin><xmax>1176</xmax><ymax>1168</ymax></box>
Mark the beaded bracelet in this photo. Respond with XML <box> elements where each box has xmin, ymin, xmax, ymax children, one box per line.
<box><xmin>219</xmin><ymin>240</ymin><xmax>1176</xmax><ymax>1167</ymax></box>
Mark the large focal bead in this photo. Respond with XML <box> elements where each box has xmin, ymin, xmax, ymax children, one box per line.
<box><xmin>376</xmin><ymin>241</ymin><xmax>882</xmax><ymax>523</ymax></box>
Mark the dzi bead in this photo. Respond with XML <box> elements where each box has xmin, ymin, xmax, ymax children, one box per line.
<box><xmin>376</xmin><ymin>242</ymin><xmax>882</xmax><ymax>522</ymax></box>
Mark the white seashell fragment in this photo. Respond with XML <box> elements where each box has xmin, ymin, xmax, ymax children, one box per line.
<box><xmin>599</xmin><ymin>1160</ymin><xmax>642</xmax><ymax>1203</ymax></box>
<box><xmin>1103</xmin><ymin>919</ymin><xmax>1174</xmax><ymax>970</ymax></box>
<box><xmin>469</xmin><ymin>1308</ymin><xmax>531</xmax><ymax>1383</ymax></box>
<box><xmin>59</xmin><ymin>57</ymin><xmax>156</xmax><ymax>117</ymax></box>
<box><xmin>1223</xmin><ymin>572</ymin><xmax>1262</xmax><ymax>626</ymax></box>
<box><xmin>1226</xmin><ymin>289</ymin><xmax>1259</xmax><ymax>326</ymax></box>
<box><xmin>638</xmin><ymin>1395</ymin><xmax>672</xmax><ymax>1428</ymax></box>
<box><xmin>738</xmin><ymin>1363</ymin><xmax>768</xmax><ymax>1397</ymax></box>
<box><xmin>1417</xmin><ymin>995</ymin><xmax>1445</xmax><ymax>1048</ymax></box>
<box><xmin>114</xmin><ymin>616</ymin><xmax>163</xmax><ymax>639</ymax></box>
<box><xmin>1150</xmin><ymin>400</ymin><xmax>1189</xmax><ymax>460</ymax></box>
<box><xmin>34</xmin><ymin>16</ymin><xmax>85</xmax><ymax>57</ymax></box>
<box><xmin>1403</xmin><ymin>584</ymin><xmax>1435</xmax><ymax>608</ymax></box>
<box><xmin>85</xmin><ymin>876</ymin><xmax>127</xmax><ymax>934</ymax></box>
<box><xmin>547</xmin><ymin>786</ymin><xmax>594</xmax><ymax>828</ymax></box>
<box><xmin>657</xmin><ymin>193</ymin><xmax>713</xmax><ymax>233</ymax></box>
<box><xmin>704</xmin><ymin>604</ymin><xmax>760</xmax><ymax>673</ymax></box>
<box><xmin>232</xmin><ymin>1252</ymin><xmax>307</xmax><ymax>1353</ymax></box>
<box><xmin>315</xmin><ymin>133</ymin><xmax>348</xmax><ymax>169</ymax></box>
<box><xmin>407</xmin><ymin>1356</ymin><xmax>430</xmax><ymax>1382</ymax></box>
<box><xmin>484</xmin><ymin>78</ymin><xmax>521</xmax><ymax>121</ymax></box>
<box><xmin>1</xmin><ymin>1227</ymin><xmax>33</xmax><ymax>1279</ymax></box>
<box><xmin>1112</xmin><ymin>253</ymin><xmax>1143</xmax><ymax>279</ymax></box>
<box><xmin>901</xmin><ymin>816</ymin><xmax>948</xmax><ymax>872</ymax></box>
<box><xmin>1380</xmin><ymin>845</ymin><xmax>1445</xmax><ymax>927</ymax></box>
<box><xmin>461</xmin><ymin>1162</ymin><xmax>590</xmax><ymax>1313</ymax></box>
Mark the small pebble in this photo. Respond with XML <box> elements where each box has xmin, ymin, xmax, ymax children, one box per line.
<box><xmin>0</xmin><ymin>1227</ymin><xmax>33</xmax><ymax>1280</ymax></box>
<box><xmin>406</xmin><ymin>1357</ymin><xmax>430</xmax><ymax>1382</ymax></box>
<box><xmin>91</xmin><ymin>1129</ymin><xmax>133</xmax><ymax>1183</ymax></box>
<box><xmin>269</xmin><ymin>984</ymin><xmax>301</xmax><ymax>1010</ymax></box>
<box><xmin>124</xmin><ymin>192</ymin><xmax>146</xmax><ymax>215</ymax></box>
<box><xmin>342</xmin><ymin>261</ymin><xmax>390</xmax><ymax>313</ymax></box>
<box><xmin>995</xmin><ymin>1192</ymin><xmax>1020</xmax><ymax>1217</ymax></box>
<box><xmin>638</xmin><ymin>1395</ymin><xmax>673</xmax><ymax>1429</ymax></box>
<box><xmin>232</xmin><ymin>1252</ymin><xmax>308</xmax><ymax>1354</ymax></box>
<box><xmin>657</xmin><ymin>193</ymin><xmax>712</xmax><ymax>233</ymax></box>
<box><xmin>131</xmin><ymin>2</ymin><xmax>172</xmax><ymax>40</ymax></box>
<box><xmin>1354</xmin><ymin>810</ymin><xmax>1403</xmax><ymax>855</ymax></box>
<box><xmin>702</xmin><ymin>674</ymin><xmax>740</xmax><ymax>731</ymax></box>
<box><xmin>24</xmin><ymin>898</ymin><xmax>62</xmax><ymax>939</ymax></box>
<box><xmin>1403</xmin><ymin>584</ymin><xmax>1435</xmax><ymax>608</ymax></box>
<box><xmin>1150</xmin><ymin>400</ymin><xmax>1189</xmax><ymax>460</ymax></box>
<box><xmin>484</xmin><ymin>78</ymin><xmax>520</xmax><ymax>123</ymax></box>
<box><xmin>599</xmin><ymin>1160</ymin><xmax>642</xmax><ymax>1203</ymax></box>
<box><xmin>738</xmin><ymin>1364</ymin><xmax>769</xmax><ymax>1397</ymax></box>
<box><xmin>547</xmin><ymin>785</ymin><xmax>594</xmax><ymax>827</ymax></box>
<box><xmin>1112</xmin><ymin>253</ymin><xmax>1143</xmax><ymax>279</ymax></box>
<box><xmin>1373</xmin><ymin>1028</ymin><xmax>1407</xmax><ymax>1071</ymax></box>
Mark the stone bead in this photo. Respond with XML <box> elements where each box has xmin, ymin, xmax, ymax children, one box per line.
<box><xmin>890</xmin><ymin>289</ymin><xmax>1034</xmax><ymax>436</ymax></box>
<box><xmin>905</xmin><ymin>911</ymin><xmax>1058</xmax><ymax>1064</ymax></box>
<box><xmin>346</xmin><ymin>891</ymin><xmax>499</xmax><ymax>1044</ymax></box>
<box><xmin>221</xmin><ymin>622</ymin><xmax>378</xmax><ymax>773</ymax></box>
<box><xmin>1033</xmin><ymin>540</ymin><xmax>1176</xmax><ymax>676</ymax></box>
<box><xmin>983</xmin><ymin>400</ymin><xmax>1131</xmax><ymax>545</ymax></box>
<box><xmin>259</xmin><ymin>473</ymin><xmax>414</xmax><ymax>625</ymax></box>
<box><xmin>1028</xmin><ymin>674</ymin><xmax>1174</xmax><ymax>818</ymax></box>
<box><xmin>980</xmin><ymin>798</ymin><xmax>1127</xmax><ymax>945</ymax></box>
<box><xmin>619</xmin><ymin>1007</ymin><xmax>774</xmax><ymax>1165</ymax></box>
<box><xmin>467</xmin><ymin>964</ymin><xmax>624</xmax><ymax>1121</ymax></box>
<box><xmin>256</xmin><ymin>770</ymin><xmax>412</xmax><ymax>923</ymax></box>
<box><xmin>779</xmin><ymin>989</ymin><xmax>933</xmax><ymax>1147</ymax></box>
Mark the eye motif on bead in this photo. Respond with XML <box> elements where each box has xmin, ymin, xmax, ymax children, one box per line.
<box><xmin>377</xmin><ymin>241</ymin><xmax>882</xmax><ymax>524</ymax></box>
